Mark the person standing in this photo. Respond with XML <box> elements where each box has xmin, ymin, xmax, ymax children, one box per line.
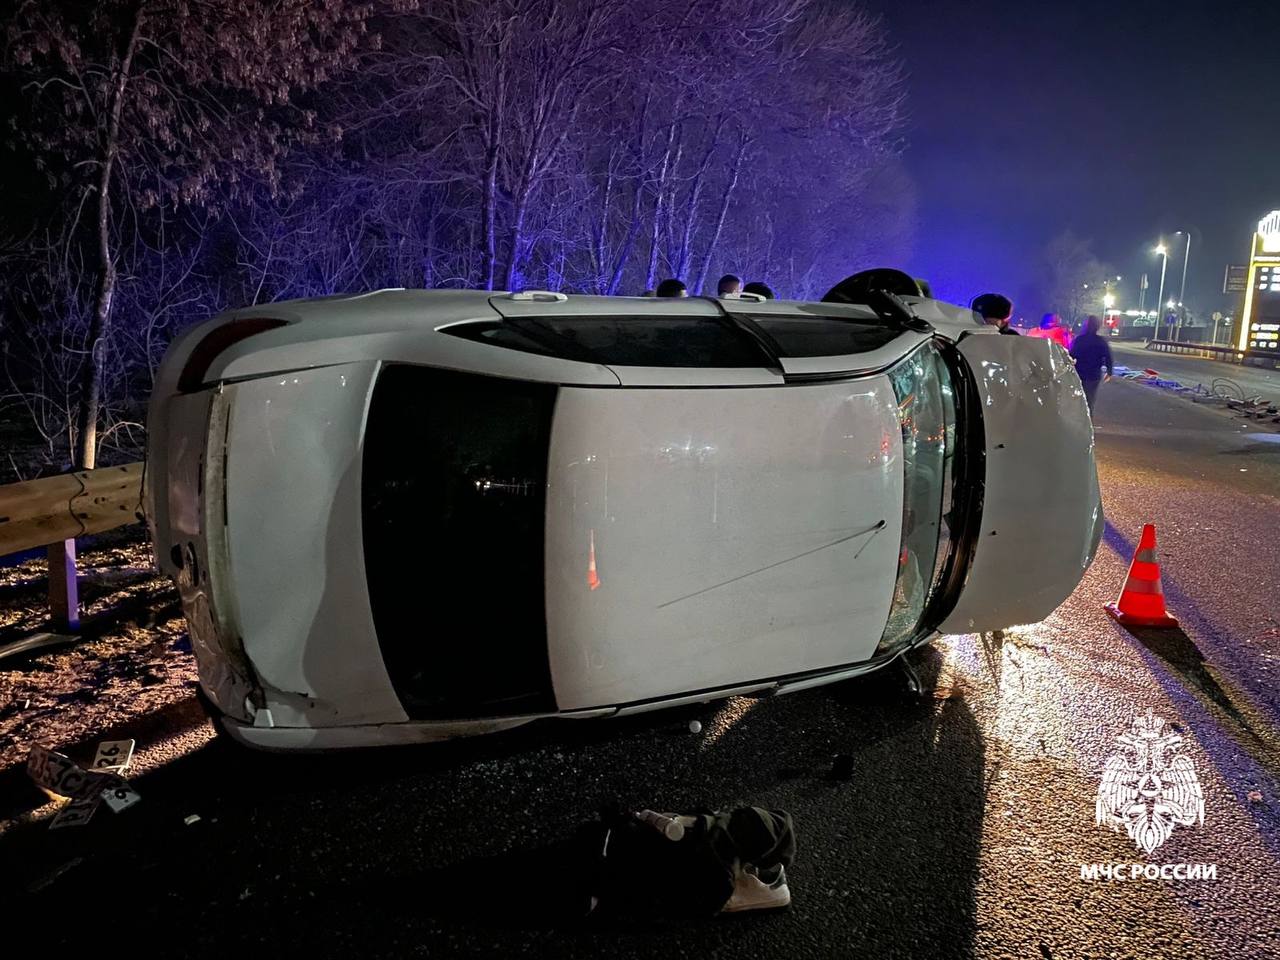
<box><xmin>971</xmin><ymin>293</ymin><xmax>1018</xmax><ymax>334</ymax></box>
<box><xmin>1069</xmin><ymin>315</ymin><xmax>1113</xmax><ymax>414</ymax></box>
<box><xmin>742</xmin><ymin>281</ymin><xmax>774</xmax><ymax>299</ymax></box>
<box><xmin>717</xmin><ymin>274</ymin><xmax>742</xmax><ymax>298</ymax></box>
<box><xmin>1029</xmin><ymin>312</ymin><xmax>1072</xmax><ymax>349</ymax></box>
<box><xmin>655</xmin><ymin>278</ymin><xmax>688</xmax><ymax>297</ymax></box>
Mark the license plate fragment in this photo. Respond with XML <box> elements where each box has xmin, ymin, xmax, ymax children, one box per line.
<box><xmin>91</xmin><ymin>739</ymin><xmax>135</xmax><ymax>774</ymax></box>
<box><xmin>27</xmin><ymin>742</ymin><xmax>142</xmax><ymax>829</ymax></box>
<box><xmin>49</xmin><ymin>797</ymin><xmax>100</xmax><ymax>830</ymax></box>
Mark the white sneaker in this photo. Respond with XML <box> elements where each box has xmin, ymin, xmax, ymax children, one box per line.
<box><xmin>722</xmin><ymin>866</ymin><xmax>791</xmax><ymax>913</ymax></box>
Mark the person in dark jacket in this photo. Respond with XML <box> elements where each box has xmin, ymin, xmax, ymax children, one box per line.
<box><xmin>742</xmin><ymin>281</ymin><xmax>775</xmax><ymax>299</ymax></box>
<box><xmin>971</xmin><ymin>293</ymin><xmax>1018</xmax><ymax>334</ymax></box>
<box><xmin>1069</xmin><ymin>314</ymin><xmax>1114</xmax><ymax>414</ymax></box>
<box><xmin>655</xmin><ymin>278</ymin><xmax>688</xmax><ymax>297</ymax></box>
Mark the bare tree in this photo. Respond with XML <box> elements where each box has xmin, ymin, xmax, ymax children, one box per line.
<box><xmin>5</xmin><ymin>0</ymin><xmax>386</xmax><ymax>467</ymax></box>
<box><xmin>2</xmin><ymin>0</ymin><xmax>913</xmax><ymax>466</ymax></box>
<box><xmin>1043</xmin><ymin>230</ymin><xmax>1113</xmax><ymax>326</ymax></box>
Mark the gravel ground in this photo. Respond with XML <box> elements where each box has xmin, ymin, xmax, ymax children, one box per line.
<box><xmin>0</xmin><ymin>532</ymin><xmax>211</xmax><ymax>833</ymax></box>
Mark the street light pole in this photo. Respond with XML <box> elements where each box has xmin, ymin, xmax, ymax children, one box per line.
<box><xmin>1154</xmin><ymin>243</ymin><xmax>1169</xmax><ymax>341</ymax></box>
<box><xmin>1175</xmin><ymin>231</ymin><xmax>1192</xmax><ymax>342</ymax></box>
<box><xmin>1176</xmin><ymin>230</ymin><xmax>1191</xmax><ymax>307</ymax></box>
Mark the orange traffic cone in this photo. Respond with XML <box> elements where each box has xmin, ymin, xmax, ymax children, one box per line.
<box><xmin>586</xmin><ymin>529</ymin><xmax>601</xmax><ymax>591</ymax></box>
<box><xmin>1105</xmin><ymin>523</ymin><xmax>1178</xmax><ymax>628</ymax></box>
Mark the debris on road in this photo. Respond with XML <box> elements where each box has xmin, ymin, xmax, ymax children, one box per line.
<box><xmin>102</xmin><ymin>782</ymin><xmax>142</xmax><ymax>813</ymax></box>
<box><xmin>26</xmin><ymin>857</ymin><xmax>84</xmax><ymax>893</ymax></box>
<box><xmin>26</xmin><ymin>739</ymin><xmax>142</xmax><ymax>829</ymax></box>
<box><xmin>636</xmin><ymin>809</ymin><xmax>686</xmax><ymax>841</ymax></box>
<box><xmin>688</xmin><ymin>720</ymin><xmax>703</xmax><ymax>734</ymax></box>
<box><xmin>90</xmin><ymin>738</ymin><xmax>135</xmax><ymax>774</ymax></box>
<box><xmin>184</xmin><ymin>814</ymin><xmax>202</xmax><ymax>826</ymax></box>
<box><xmin>594</xmin><ymin>806</ymin><xmax>796</xmax><ymax>917</ymax></box>
<box><xmin>49</xmin><ymin>797</ymin><xmax>99</xmax><ymax>829</ymax></box>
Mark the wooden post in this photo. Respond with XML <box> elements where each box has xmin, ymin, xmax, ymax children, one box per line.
<box><xmin>48</xmin><ymin>538</ymin><xmax>81</xmax><ymax>632</ymax></box>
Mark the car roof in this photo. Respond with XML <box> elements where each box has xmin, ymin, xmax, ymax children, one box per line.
<box><xmin>201</xmin><ymin>288</ymin><xmax>988</xmax><ymax>387</ymax></box>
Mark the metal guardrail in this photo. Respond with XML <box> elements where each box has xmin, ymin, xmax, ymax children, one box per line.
<box><xmin>0</xmin><ymin>462</ymin><xmax>145</xmax><ymax>640</ymax></box>
<box><xmin>1145</xmin><ymin>339</ymin><xmax>1247</xmax><ymax>361</ymax></box>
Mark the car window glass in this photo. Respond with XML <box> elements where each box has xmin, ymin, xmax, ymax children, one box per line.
<box><xmin>444</xmin><ymin>317</ymin><xmax>774</xmax><ymax>368</ymax></box>
<box><xmin>747</xmin><ymin>316</ymin><xmax>900</xmax><ymax>357</ymax></box>
<box><xmin>443</xmin><ymin>323</ymin><xmax>564</xmax><ymax>359</ymax></box>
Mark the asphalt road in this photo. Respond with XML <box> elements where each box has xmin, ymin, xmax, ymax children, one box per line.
<box><xmin>1111</xmin><ymin>341</ymin><xmax>1280</xmax><ymax>402</ymax></box>
<box><xmin>4</xmin><ymin>378</ymin><xmax>1280</xmax><ymax>959</ymax></box>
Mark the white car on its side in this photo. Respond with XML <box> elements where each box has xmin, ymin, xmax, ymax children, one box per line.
<box><xmin>145</xmin><ymin>273</ymin><xmax>1102</xmax><ymax>750</ymax></box>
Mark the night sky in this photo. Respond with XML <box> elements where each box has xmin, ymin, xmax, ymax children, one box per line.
<box><xmin>871</xmin><ymin>0</ymin><xmax>1280</xmax><ymax>319</ymax></box>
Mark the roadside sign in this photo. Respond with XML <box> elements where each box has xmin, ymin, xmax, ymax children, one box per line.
<box><xmin>1224</xmin><ymin>264</ymin><xmax>1249</xmax><ymax>293</ymax></box>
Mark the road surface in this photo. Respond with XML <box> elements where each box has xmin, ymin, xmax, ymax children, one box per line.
<box><xmin>3</xmin><ymin>377</ymin><xmax>1280</xmax><ymax>959</ymax></box>
<box><xmin>1112</xmin><ymin>341</ymin><xmax>1280</xmax><ymax>402</ymax></box>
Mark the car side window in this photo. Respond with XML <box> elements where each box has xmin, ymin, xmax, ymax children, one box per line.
<box><xmin>878</xmin><ymin>342</ymin><xmax>957</xmax><ymax>654</ymax></box>
<box><xmin>747</xmin><ymin>316</ymin><xmax>901</xmax><ymax>356</ymax></box>
<box><xmin>444</xmin><ymin>317</ymin><xmax>774</xmax><ymax>368</ymax></box>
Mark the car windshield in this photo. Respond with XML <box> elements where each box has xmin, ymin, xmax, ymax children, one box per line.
<box><xmin>878</xmin><ymin>342</ymin><xmax>958</xmax><ymax>653</ymax></box>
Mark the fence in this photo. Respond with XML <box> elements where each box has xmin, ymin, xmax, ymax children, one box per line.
<box><xmin>1144</xmin><ymin>339</ymin><xmax>1280</xmax><ymax>370</ymax></box>
<box><xmin>1144</xmin><ymin>339</ymin><xmax>1248</xmax><ymax>362</ymax></box>
<box><xmin>0</xmin><ymin>463</ymin><xmax>145</xmax><ymax>650</ymax></box>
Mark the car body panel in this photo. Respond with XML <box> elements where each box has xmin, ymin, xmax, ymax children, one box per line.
<box><xmin>603</xmin><ymin>366</ymin><xmax>784</xmax><ymax>387</ymax></box>
<box><xmin>223</xmin><ymin>360</ymin><xmax>408</xmax><ymax>727</ymax></box>
<box><xmin>159</xmin><ymin>389</ymin><xmax>258</xmax><ymax>723</ymax></box>
<box><xmin>216</xmin><ymin>329</ymin><xmax>622</xmax><ymax>389</ymax></box>
<box><xmin>544</xmin><ymin>379</ymin><xmax>904</xmax><ymax>709</ymax></box>
<box><xmin>772</xmin><ymin>336</ymin><xmax>930</xmax><ymax>379</ymax></box>
<box><xmin>938</xmin><ymin>332</ymin><xmax>1104</xmax><ymax>633</ymax></box>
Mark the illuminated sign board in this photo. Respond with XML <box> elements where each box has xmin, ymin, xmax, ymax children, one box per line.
<box><xmin>1237</xmin><ymin>210</ymin><xmax>1280</xmax><ymax>353</ymax></box>
<box><xmin>1262</xmin><ymin>211</ymin><xmax>1280</xmax><ymax>253</ymax></box>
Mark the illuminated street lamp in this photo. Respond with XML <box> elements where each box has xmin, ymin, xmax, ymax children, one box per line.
<box><xmin>1153</xmin><ymin>243</ymin><xmax>1169</xmax><ymax>340</ymax></box>
<box><xmin>1101</xmin><ymin>275</ymin><xmax>1121</xmax><ymax>315</ymax></box>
